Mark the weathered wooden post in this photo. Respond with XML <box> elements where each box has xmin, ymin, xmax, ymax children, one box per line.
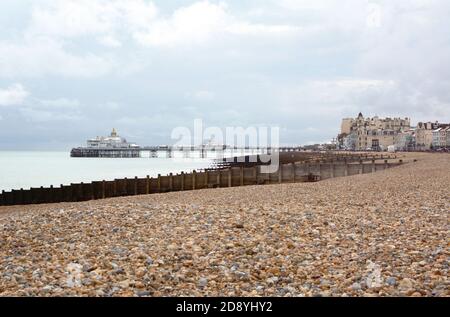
<box><xmin>217</xmin><ymin>170</ymin><xmax>222</xmax><ymax>187</ymax></box>
<box><xmin>49</xmin><ymin>185</ymin><xmax>54</xmax><ymax>203</ymax></box>
<box><xmin>359</xmin><ymin>160</ymin><xmax>364</xmax><ymax>174</ymax></box>
<box><xmin>181</xmin><ymin>172</ymin><xmax>185</xmax><ymax>191</ymax></box>
<box><xmin>68</xmin><ymin>184</ymin><xmax>73</xmax><ymax>202</ymax></box>
<box><xmin>102</xmin><ymin>180</ymin><xmax>106</xmax><ymax>199</ymax></box>
<box><xmin>157</xmin><ymin>174</ymin><xmax>161</xmax><ymax>192</ymax></box>
<box><xmin>124</xmin><ymin>177</ymin><xmax>128</xmax><ymax>195</ymax></box>
<box><xmin>60</xmin><ymin>184</ymin><xmax>64</xmax><ymax>202</ymax></box>
<box><xmin>384</xmin><ymin>159</ymin><xmax>388</xmax><ymax>170</ymax></box>
<box><xmin>134</xmin><ymin>176</ymin><xmax>138</xmax><ymax>195</ymax></box>
<box><xmin>146</xmin><ymin>175</ymin><xmax>150</xmax><ymax>194</ymax></box>
<box><xmin>169</xmin><ymin>173</ymin><xmax>173</xmax><ymax>191</ymax></box>
<box><xmin>330</xmin><ymin>162</ymin><xmax>335</xmax><ymax>178</ymax></box>
<box><xmin>344</xmin><ymin>161</ymin><xmax>349</xmax><ymax>176</ymax></box>
<box><xmin>254</xmin><ymin>166</ymin><xmax>259</xmax><ymax>184</ymax></box>
<box><xmin>192</xmin><ymin>171</ymin><xmax>197</xmax><ymax>190</ymax></box>
<box><xmin>113</xmin><ymin>179</ymin><xmax>117</xmax><ymax>197</ymax></box>
<box><xmin>205</xmin><ymin>171</ymin><xmax>209</xmax><ymax>188</ymax></box>
<box><xmin>372</xmin><ymin>159</ymin><xmax>376</xmax><ymax>173</ymax></box>
<box><xmin>0</xmin><ymin>190</ymin><xmax>4</xmax><ymax>206</ymax></box>
<box><xmin>79</xmin><ymin>183</ymin><xmax>84</xmax><ymax>201</ymax></box>
<box><xmin>318</xmin><ymin>161</ymin><xmax>322</xmax><ymax>179</ymax></box>
<box><xmin>291</xmin><ymin>163</ymin><xmax>296</xmax><ymax>182</ymax></box>
<box><xmin>20</xmin><ymin>188</ymin><xmax>24</xmax><ymax>205</ymax></box>
<box><xmin>228</xmin><ymin>168</ymin><xmax>232</xmax><ymax>187</ymax></box>
<box><xmin>40</xmin><ymin>186</ymin><xmax>47</xmax><ymax>204</ymax></box>
<box><xmin>240</xmin><ymin>167</ymin><xmax>244</xmax><ymax>186</ymax></box>
<box><xmin>278</xmin><ymin>165</ymin><xmax>282</xmax><ymax>184</ymax></box>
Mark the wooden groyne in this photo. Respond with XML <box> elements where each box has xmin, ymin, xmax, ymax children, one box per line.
<box><xmin>0</xmin><ymin>154</ymin><xmax>403</xmax><ymax>206</ymax></box>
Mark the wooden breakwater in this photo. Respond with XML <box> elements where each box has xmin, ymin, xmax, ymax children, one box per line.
<box><xmin>0</xmin><ymin>155</ymin><xmax>403</xmax><ymax>206</ymax></box>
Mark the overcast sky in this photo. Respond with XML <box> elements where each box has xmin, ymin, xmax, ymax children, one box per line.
<box><xmin>0</xmin><ymin>0</ymin><xmax>449</xmax><ymax>149</ymax></box>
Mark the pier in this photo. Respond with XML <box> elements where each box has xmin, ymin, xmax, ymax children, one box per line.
<box><xmin>70</xmin><ymin>145</ymin><xmax>305</xmax><ymax>158</ymax></box>
<box><xmin>70</xmin><ymin>129</ymin><xmax>312</xmax><ymax>158</ymax></box>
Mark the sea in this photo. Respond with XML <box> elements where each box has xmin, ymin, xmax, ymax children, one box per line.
<box><xmin>0</xmin><ymin>150</ymin><xmax>246</xmax><ymax>192</ymax></box>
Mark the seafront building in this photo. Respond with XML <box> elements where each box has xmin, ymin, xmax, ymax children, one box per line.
<box><xmin>86</xmin><ymin>128</ymin><xmax>139</xmax><ymax>148</ymax></box>
<box><xmin>415</xmin><ymin>122</ymin><xmax>439</xmax><ymax>151</ymax></box>
<box><xmin>338</xmin><ymin>114</ymin><xmax>449</xmax><ymax>151</ymax></box>
<box><xmin>71</xmin><ymin>129</ymin><xmax>141</xmax><ymax>157</ymax></box>
<box><xmin>338</xmin><ymin>113</ymin><xmax>411</xmax><ymax>151</ymax></box>
<box><xmin>432</xmin><ymin>126</ymin><xmax>450</xmax><ymax>149</ymax></box>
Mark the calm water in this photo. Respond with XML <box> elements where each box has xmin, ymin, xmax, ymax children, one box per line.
<box><xmin>0</xmin><ymin>151</ymin><xmax>220</xmax><ymax>192</ymax></box>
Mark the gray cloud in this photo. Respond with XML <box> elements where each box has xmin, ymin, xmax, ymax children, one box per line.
<box><xmin>0</xmin><ymin>0</ymin><xmax>449</xmax><ymax>149</ymax></box>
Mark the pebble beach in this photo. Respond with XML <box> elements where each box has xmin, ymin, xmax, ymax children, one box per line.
<box><xmin>0</xmin><ymin>153</ymin><xmax>448</xmax><ymax>297</ymax></box>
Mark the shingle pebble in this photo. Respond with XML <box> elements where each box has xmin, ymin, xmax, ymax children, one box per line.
<box><xmin>0</xmin><ymin>153</ymin><xmax>448</xmax><ymax>297</ymax></box>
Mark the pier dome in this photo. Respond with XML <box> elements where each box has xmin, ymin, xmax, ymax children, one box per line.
<box><xmin>86</xmin><ymin>129</ymin><xmax>138</xmax><ymax>148</ymax></box>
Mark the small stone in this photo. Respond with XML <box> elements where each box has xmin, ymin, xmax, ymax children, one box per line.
<box><xmin>198</xmin><ymin>277</ymin><xmax>208</xmax><ymax>288</ymax></box>
<box><xmin>167</xmin><ymin>244</ymin><xmax>177</xmax><ymax>251</ymax></box>
<box><xmin>386</xmin><ymin>277</ymin><xmax>397</xmax><ymax>286</ymax></box>
<box><xmin>117</xmin><ymin>279</ymin><xmax>130</xmax><ymax>288</ymax></box>
<box><xmin>135</xmin><ymin>268</ymin><xmax>146</xmax><ymax>278</ymax></box>
<box><xmin>266</xmin><ymin>277</ymin><xmax>279</xmax><ymax>285</ymax></box>
<box><xmin>136</xmin><ymin>290</ymin><xmax>152</xmax><ymax>297</ymax></box>
<box><xmin>398</xmin><ymin>278</ymin><xmax>414</xmax><ymax>291</ymax></box>
<box><xmin>42</xmin><ymin>285</ymin><xmax>53</xmax><ymax>293</ymax></box>
<box><xmin>351</xmin><ymin>283</ymin><xmax>362</xmax><ymax>291</ymax></box>
<box><xmin>83</xmin><ymin>265</ymin><xmax>96</xmax><ymax>273</ymax></box>
<box><xmin>95</xmin><ymin>289</ymin><xmax>105</xmax><ymax>296</ymax></box>
<box><xmin>113</xmin><ymin>268</ymin><xmax>125</xmax><ymax>275</ymax></box>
